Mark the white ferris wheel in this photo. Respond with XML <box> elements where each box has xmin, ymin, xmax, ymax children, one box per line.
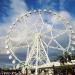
<box><xmin>5</xmin><ymin>9</ymin><xmax>75</xmax><ymax>74</ymax></box>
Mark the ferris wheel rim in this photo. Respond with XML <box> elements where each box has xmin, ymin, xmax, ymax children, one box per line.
<box><xmin>5</xmin><ymin>9</ymin><xmax>73</xmax><ymax>65</ymax></box>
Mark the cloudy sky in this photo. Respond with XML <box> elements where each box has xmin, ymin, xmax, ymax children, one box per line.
<box><xmin>0</xmin><ymin>0</ymin><xmax>75</xmax><ymax>67</ymax></box>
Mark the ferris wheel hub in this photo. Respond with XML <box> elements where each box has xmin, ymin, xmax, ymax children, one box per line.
<box><xmin>35</xmin><ymin>33</ymin><xmax>41</xmax><ymax>38</ymax></box>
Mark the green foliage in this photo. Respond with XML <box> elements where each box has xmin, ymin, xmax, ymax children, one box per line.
<box><xmin>58</xmin><ymin>51</ymin><xmax>72</xmax><ymax>64</ymax></box>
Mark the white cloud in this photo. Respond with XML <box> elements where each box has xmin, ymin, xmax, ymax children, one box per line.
<box><xmin>0</xmin><ymin>0</ymin><xmax>27</xmax><ymax>37</ymax></box>
<box><xmin>59</xmin><ymin>11</ymin><xmax>71</xmax><ymax>19</ymax></box>
<box><xmin>72</xmin><ymin>19</ymin><xmax>75</xmax><ymax>32</ymax></box>
<box><xmin>51</xmin><ymin>11</ymin><xmax>71</xmax><ymax>24</ymax></box>
<box><xmin>0</xmin><ymin>0</ymin><xmax>75</xmax><ymax>55</ymax></box>
<box><xmin>0</xmin><ymin>0</ymin><xmax>27</xmax><ymax>54</ymax></box>
<box><xmin>10</xmin><ymin>0</ymin><xmax>27</xmax><ymax>15</ymax></box>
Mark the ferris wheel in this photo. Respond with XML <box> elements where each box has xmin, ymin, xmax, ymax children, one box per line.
<box><xmin>5</xmin><ymin>9</ymin><xmax>74</xmax><ymax>73</ymax></box>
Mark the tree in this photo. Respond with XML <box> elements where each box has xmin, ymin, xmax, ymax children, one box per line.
<box><xmin>58</xmin><ymin>51</ymin><xmax>72</xmax><ymax>64</ymax></box>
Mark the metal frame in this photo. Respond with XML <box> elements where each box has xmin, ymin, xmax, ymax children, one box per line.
<box><xmin>5</xmin><ymin>9</ymin><xmax>74</xmax><ymax>74</ymax></box>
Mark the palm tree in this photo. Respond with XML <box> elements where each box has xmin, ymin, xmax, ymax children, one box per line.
<box><xmin>58</xmin><ymin>51</ymin><xmax>72</xmax><ymax>65</ymax></box>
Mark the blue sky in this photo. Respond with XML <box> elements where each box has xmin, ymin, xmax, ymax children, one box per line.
<box><xmin>0</xmin><ymin>0</ymin><xmax>75</xmax><ymax>67</ymax></box>
<box><xmin>0</xmin><ymin>0</ymin><xmax>11</xmax><ymax>23</ymax></box>
<box><xmin>0</xmin><ymin>0</ymin><xmax>75</xmax><ymax>24</ymax></box>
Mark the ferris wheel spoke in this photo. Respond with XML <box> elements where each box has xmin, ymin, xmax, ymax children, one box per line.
<box><xmin>43</xmin><ymin>35</ymin><xmax>53</xmax><ymax>47</ymax></box>
<box><xmin>9</xmin><ymin>49</ymin><xmax>21</xmax><ymax>62</ymax></box>
<box><xmin>42</xmin><ymin>38</ymin><xmax>52</xmax><ymax>47</ymax></box>
<box><xmin>42</xmin><ymin>31</ymin><xmax>50</xmax><ymax>36</ymax></box>
<box><xmin>43</xmin><ymin>35</ymin><xmax>51</xmax><ymax>40</ymax></box>
<box><xmin>53</xmin><ymin>38</ymin><xmax>66</xmax><ymax>51</ymax></box>
<box><xmin>12</xmin><ymin>45</ymin><xmax>28</xmax><ymax>49</ymax></box>
<box><xmin>41</xmin><ymin>39</ymin><xmax>63</xmax><ymax>51</ymax></box>
<box><xmin>33</xmin><ymin>14</ymin><xmax>44</xmax><ymax>32</ymax></box>
<box><xmin>10</xmin><ymin>39</ymin><xmax>33</xmax><ymax>50</ymax></box>
<box><xmin>42</xmin><ymin>39</ymin><xmax>64</xmax><ymax>52</ymax></box>
<box><xmin>23</xmin><ymin>14</ymin><xmax>38</xmax><ymax>32</ymax></box>
<box><xmin>42</xmin><ymin>40</ymin><xmax>48</xmax><ymax>48</ymax></box>
<box><xmin>41</xmin><ymin>25</ymin><xmax>52</xmax><ymax>36</ymax></box>
<box><xmin>53</xmin><ymin>28</ymin><xmax>66</xmax><ymax>33</ymax></box>
<box><xmin>48</xmin><ymin>39</ymin><xmax>53</xmax><ymax>46</ymax></box>
<box><xmin>34</xmin><ymin>22</ymin><xmax>38</xmax><ymax>32</ymax></box>
<box><xmin>27</xmin><ymin>19</ymin><xmax>38</xmax><ymax>32</ymax></box>
<box><xmin>38</xmin><ymin>13</ymin><xmax>45</xmax><ymax>33</ymax></box>
<box><xmin>48</xmin><ymin>46</ymin><xmax>64</xmax><ymax>51</ymax></box>
<box><xmin>53</xmin><ymin>29</ymin><xmax>68</xmax><ymax>39</ymax></box>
